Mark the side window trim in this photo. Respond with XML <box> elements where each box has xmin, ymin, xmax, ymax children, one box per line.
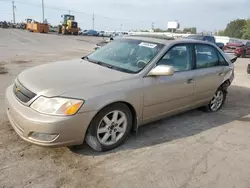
<box><xmin>156</xmin><ymin>43</ymin><xmax>195</xmax><ymax>72</ymax></box>
<box><xmin>190</xmin><ymin>43</ymin><xmax>196</xmax><ymax>69</ymax></box>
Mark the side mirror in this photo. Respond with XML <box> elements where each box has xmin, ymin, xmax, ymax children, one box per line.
<box><xmin>230</xmin><ymin>56</ymin><xmax>237</xmax><ymax>64</ymax></box>
<box><xmin>147</xmin><ymin>65</ymin><xmax>175</xmax><ymax>77</ymax></box>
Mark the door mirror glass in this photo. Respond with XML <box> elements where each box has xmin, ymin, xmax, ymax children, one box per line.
<box><xmin>147</xmin><ymin>65</ymin><xmax>175</xmax><ymax>76</ymax></box>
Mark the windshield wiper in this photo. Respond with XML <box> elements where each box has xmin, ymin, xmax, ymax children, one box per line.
<box><xmin>99</xmin><ymin>63</ymin><xmax>135</xmax><ymax>74</ymax></box>
<box><xmin>82</xmin><ymin>57</ymin><xmax>134</xmax><ymax>74</ymax></box>
<box><xmin>82</xmin><ymin>56</ymin><xmax>101</xmax><ymax>65</ymax></box>
<box><xmin>81</xmin><ymin>56</ymin><xmax>89</xmax><ymax>60</ymax></box>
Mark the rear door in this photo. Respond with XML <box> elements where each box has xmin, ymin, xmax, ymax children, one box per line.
<box><xmin>246</xmin><ymin>42</ymin><xmax>250</xmax><ymax>55</ymax></box>
<box><xmin>193</xmin><ymin>44</ymin><xmax>226</xmax><ymax>105</ymax></box>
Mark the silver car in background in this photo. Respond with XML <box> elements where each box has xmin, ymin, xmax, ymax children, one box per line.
<box><xmin>5</xmin><ymin>36</ymin><xmax>234</xmax><ymax>152</ymax></box>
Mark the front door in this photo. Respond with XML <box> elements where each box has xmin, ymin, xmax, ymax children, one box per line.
<box><xmin>143</xmin><ymin>44</ymin><xmax>196</xmax><ymax>123</ymax></box>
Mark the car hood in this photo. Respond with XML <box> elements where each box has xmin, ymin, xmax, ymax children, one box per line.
<box><xmin>17</xmin><ymin>59</ymin><xmax>133</xmax><ymax>97</ymax></box>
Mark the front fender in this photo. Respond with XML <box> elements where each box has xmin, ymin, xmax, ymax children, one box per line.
<box><xmin>62</xmin><ymin>78</ymin><xmax>144</xmax><ymax>125</ymax></box>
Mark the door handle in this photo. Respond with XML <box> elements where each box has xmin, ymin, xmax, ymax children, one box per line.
<box><xmin>187</xmin><ymin>78</ymin><xmax>194</xmax><ymax>84</ymax></box>
<box><xmin>219</xmin><ymin>72</ymin><xmax>224</xmax><ymax>76</ymax></box>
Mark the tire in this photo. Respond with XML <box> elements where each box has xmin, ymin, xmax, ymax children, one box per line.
<box><xmin>203</xmin><ymin>87</ymin><xmax>227</xmax><ymax>112</ymax></box>
<box><xmin>85</xmin><ymin>103</ymin><xmax>132</xmax><ymax>152</ymax></box>
<box><xmin>57</xmin><ymin>25</ymin><xmax>62</xmax><ymax>34</ymax></box>
<box><xmin>247</xmin><ymin>64</ymin><xmax>250</xmax><ymax>74</ymax></box>
<box><xmin>62</xmin><ymin>27</ymin><xmax>67</xmax><ymax>35</ymax></box>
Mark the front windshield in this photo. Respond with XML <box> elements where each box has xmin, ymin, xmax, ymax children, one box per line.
<box><xmin>87</xmin><ymin>39</ymin><xmax>164</xmax><ymax>73</ymax></box>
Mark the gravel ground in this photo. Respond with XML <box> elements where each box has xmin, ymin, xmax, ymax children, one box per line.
<box><xmin>1</xmin><ymin>29</ymin><xmax>250</xmax><ymax>188</ymax></box>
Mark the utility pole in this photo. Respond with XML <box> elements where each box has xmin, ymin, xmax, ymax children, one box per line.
<box><xmin>120</xmin><ymin>24</ymin><xmax>122</xmax><ymax>31</ymax></box>
<box><xmin>12</xmin><ymin>1</ymin><xmax>16</xmax><ymax>24</ymax></box>
<box><xmin>42</xmin><ymin>0</ymin><xmax>44</xmax><ymax>23</ymax></box>
<box><xmin>151</xmin><ymin>22</ymin><xmax>155</xmax><ymax>30</ymax></box>
<box><xmin>92</xmin><ymin>13</ymin><xmax>95</xmax><ymax>30</ymax></box>
<box><xmin>68</xmin><ymin>10</ymin><xmax>71</xmax><ymax>15</ymax></box>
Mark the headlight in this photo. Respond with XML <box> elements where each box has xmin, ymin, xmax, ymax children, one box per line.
<box><xmin>30</xmin><ymin>96</ymin><xmax>84</xmax><ymax>116</ymax></box>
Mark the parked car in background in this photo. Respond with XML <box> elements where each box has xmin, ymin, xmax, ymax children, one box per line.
<box><xmin>80</xmin><ymin>29</ymin><xmax>99</xmax><ymax>36</ymax></box>
<box><xmin>185</xmin><ymin>34</ymin><xmax>216</xmax><ymax>44</ymax></box>
<box><xmin>5</xmin><ymin>36</ymin><xmax>235</xmax><ymax>152</ymax></box>
<box><xmin>223</xmin><ymin>41</ymin><xmax>250</xmax><ymax>58</ymax></box>
<box><xmin>99</xmin><ymin>31</ymin><xmax>105</xmax><ymax>37</ymax></box>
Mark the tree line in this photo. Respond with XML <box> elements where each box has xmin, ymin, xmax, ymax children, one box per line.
<box><xmin>141</xmin><ymin>27</ymin><xmax>197</xmax><ymax>34</ymax></box>
<box><xmin>217</xmin><ymin>19</ymin><xmax>250</xmax><ymax>39</ymax></box>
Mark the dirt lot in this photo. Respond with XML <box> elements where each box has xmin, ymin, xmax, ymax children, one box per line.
<box><xmin>1</xmin><ymin>29</ymin><xmax>250</xmax><ymax>188</ymax></box>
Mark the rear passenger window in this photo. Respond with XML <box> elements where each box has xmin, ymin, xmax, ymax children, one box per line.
<box><xmin>195</xmin><ymin>44</ymin><xmax>219</xmax><ymax>69</ymax></box>
<box><xmin>157</xmin><ymin>45</ymin><xmax>192</xmax><ymax>72</ymax></box>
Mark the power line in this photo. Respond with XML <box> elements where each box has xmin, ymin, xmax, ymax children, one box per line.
<box><xmin>0</xmin><ymin>0</ymin><xmax>152</xmax><ymax>24</ymax></box>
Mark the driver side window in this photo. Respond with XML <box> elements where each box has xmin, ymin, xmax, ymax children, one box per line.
<box><xmin>157</xmin><ymin>45</ymin><xmax>193</xmax><ymax>72</ymax></box>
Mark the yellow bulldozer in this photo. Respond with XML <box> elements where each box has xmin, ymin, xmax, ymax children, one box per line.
<box><xmin>57</xmin><ymin>14</ymin><xmax>79</xmax><ymax>35</ymax></box>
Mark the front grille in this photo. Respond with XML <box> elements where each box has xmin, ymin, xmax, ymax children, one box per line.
<box><xmin>13</xmin><ymin>80</ymin><xmax>36</xmax><ymax>103</ymax></box>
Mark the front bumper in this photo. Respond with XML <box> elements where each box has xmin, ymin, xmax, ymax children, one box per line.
<box><xmin>5</xmin><ymin>85</ymin><xmax>97</xmax><ymax>147</ymax></box>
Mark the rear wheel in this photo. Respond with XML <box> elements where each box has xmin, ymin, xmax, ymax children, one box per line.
<box><xmin>203</xmin><ymin>87</ymin><xmax>226</xmax><ymax>112</ymax></box>
<box><xmin>85</xmin><ymin>103</ymin><xmax>132</xmax><ymax>152</ymax></box>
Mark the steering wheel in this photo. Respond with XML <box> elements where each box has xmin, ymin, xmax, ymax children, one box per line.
<box><xmin>136</xmin><ymin>60</ymin><xmax>147</xmax><ymax>68</ymax></box>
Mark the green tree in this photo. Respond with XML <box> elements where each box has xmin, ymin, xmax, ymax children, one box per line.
<box><xmin>224</xmin><ymin>19</ymin><xmax>246</xmax><ymax>38</ymax></box>
<box><xmin>167</xmin><ymin>28</ymin><xmax>177</xmax><ymax>32</ymax></box>
<box><xmin>217</xmin><ymin>30</ymin><xmax>225</xmax><ymax>36</ymax></box>
<box><xmin>183</xmin><ymin>27</ymin><xmax>197</xmax><ymax>34</ymax></box>
<box><xmin>242</xmin><ymin>19</ymin><xmax>250</xmax><ymax>39</ymax></box>
<box><xmin>153</xmin><ymin>28</ymin><xmax>163</xmax><ymax>32</ymax></box>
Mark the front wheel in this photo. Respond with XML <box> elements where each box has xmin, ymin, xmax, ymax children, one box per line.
<box><xmin>85</xmin><ymin>103</ymin><xmax>132</xmax><ymax>152</ymax></box>
<box><xmin>203</xmin><ymin>88</ymin><xmax>227</xmax><ymax>112</ymax></box>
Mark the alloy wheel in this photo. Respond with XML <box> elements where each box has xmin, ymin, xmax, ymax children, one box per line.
<box><xmin>97</xmin><ymin>110</ymin><xmax>128</xmax><ymax>146</ymax></box>
<box><xmin>210</xmin><ymin>90</ymin><xmax>224</xmax><ymax>111</ymax></box>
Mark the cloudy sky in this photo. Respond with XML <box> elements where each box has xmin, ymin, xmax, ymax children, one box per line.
<box><xmin>1</xmin><ymin>0</ymin><xmax>250</xmax><ymax>31</ymax></box>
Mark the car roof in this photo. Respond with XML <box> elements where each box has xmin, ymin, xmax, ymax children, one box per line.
<box><xmin>124</xmin><ymin>35</ymin><xmax>174</xmax><ymax>44</ymax></box>
<box><xmin>123</xmin><ymin>35</ymin><xmax>217</xmax><ymax>46</ymax></box>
